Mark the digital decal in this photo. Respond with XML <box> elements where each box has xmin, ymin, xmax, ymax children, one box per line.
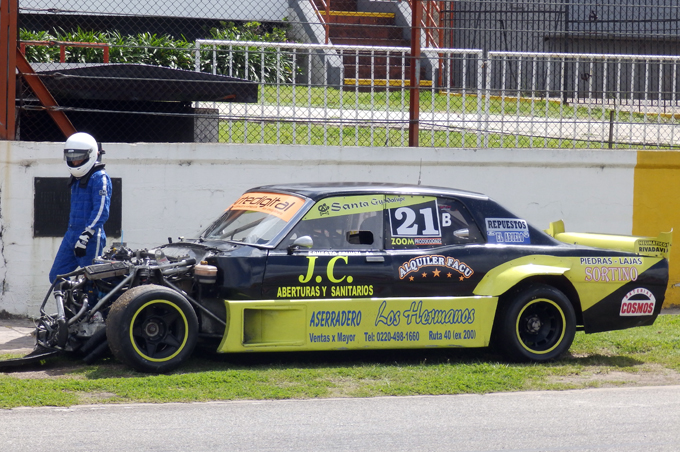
<box><xmin>229</xmin><ymin>192</ymin><xmax>304</xmax><ymax>222</ymax></box>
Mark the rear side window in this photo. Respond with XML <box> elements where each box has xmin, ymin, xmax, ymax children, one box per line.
<box><xmin>282</xmin><ymin>195</ymin><xmax>385</xmax><ymax>250</ymax></box>
<box><xmin>386</xmin><ymin>196</ymin><xmax>483</xmax><ymax>249</ymax></box>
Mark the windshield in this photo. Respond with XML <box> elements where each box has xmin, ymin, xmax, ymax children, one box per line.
<box><xmin>202</xmin><ymin>192</ymin><xmax>306</xmax><ymax>245</ymax></box>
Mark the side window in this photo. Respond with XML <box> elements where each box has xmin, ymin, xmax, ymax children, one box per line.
<box><xmin>282</xmin><ymin>195</ymin><xmax>385</xmax><ymax>250</ymax></box>
<box><xmin>385</xmin><ymin>196</ymin><xmax>482</xmax><ymax>250</ymax></box>
<box><xmin>437</xmin><ymin>198</ymin><xmax>483</xmax><ymax>245</ymax></box>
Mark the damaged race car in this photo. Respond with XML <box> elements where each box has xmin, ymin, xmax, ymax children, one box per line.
<box><xmin>4</xmin><ymin>183</ymin><xmax>672</xmax><ymax>373</ymax></box>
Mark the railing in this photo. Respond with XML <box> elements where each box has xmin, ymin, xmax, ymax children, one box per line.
<box><xmin>310</xmin><ymin>0</ymin><xmax>330</xmax><ymax>44</ymax></box>
<box><xmin>192</xmin><ymin>41</ymin><xmax>680</xmax><ymax>149</ymax></box>
<box><xmin>308</xmin><ymin>0</ymin><xmax>443</xmax><ymax>50</ymax></box>
<box><xmin>19</xmin><ymin>41</ymin><xmax>110</xmax><ymax>63</ymax></box>
<box><xmin>406</xmin><ymin>0</ymin><xmax>443</xmax><ymax>49</ymax></box>
<box><xmin>194</xmin><ymin>39</ymin><xmax>482</xmax><ymax>147</ymax></box>
<box><xmin>484</xmin><ymin>51</ymin><xmax>680</xmax><ymax>149</ymax></box>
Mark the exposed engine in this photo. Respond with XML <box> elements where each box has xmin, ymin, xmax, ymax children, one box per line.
<box><xmin>33</xmin><ymin>244</ymin><xmax>220</xmax><ymax>365</ymax></box>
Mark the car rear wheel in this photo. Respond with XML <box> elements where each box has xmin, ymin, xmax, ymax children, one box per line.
<box><xmin>107</xmin><ymin>285</ymin><xmax>198</xmax><ymax>373</ymax></box>
<box><xmin>497</xmin><ymin>284</ymin><xmax>576</xmax><ymax>362</ymax></box>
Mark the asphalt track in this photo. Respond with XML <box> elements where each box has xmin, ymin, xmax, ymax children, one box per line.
<box><xmin>3</xmin><ymin>318</ymin><xmax>680</xmax><ymax>451</ymax></box>
<box><xmin>2</xmin><ymin>387</ymin><xmax>680</xmax><ymax>451</ymax></box>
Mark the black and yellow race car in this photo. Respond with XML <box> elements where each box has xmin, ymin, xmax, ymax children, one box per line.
<box><xmin>10</xmin><ymin>183</ymin><xmax>672</xmax><ymax>373</ymax></box>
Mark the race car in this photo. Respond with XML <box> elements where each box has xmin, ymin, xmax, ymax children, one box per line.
<box><xmin>11</xmin><ymin>183</ymin><xmax>672</xmax><ymax>373</ymax></box>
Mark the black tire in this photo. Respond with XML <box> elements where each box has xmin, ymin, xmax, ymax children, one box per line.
<box><xmin>497</xmin><ymin>284</ymin><xmax>576</xmax><ymax>362</ymax></box>
<box><xmin>107</xmin><ymin>285</ymin><xmax>198</xmax><ymax>373</ymax></box>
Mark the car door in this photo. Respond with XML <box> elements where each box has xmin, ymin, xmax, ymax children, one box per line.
<box><xmin>385</xmin><ymin>195</ymin><xmax>488</xmax><ymax>297</ymax></box>
<box><xmin>262</xmin><ymin>194</ymin><xmax>393</xmax><ymax>300</ymax></box>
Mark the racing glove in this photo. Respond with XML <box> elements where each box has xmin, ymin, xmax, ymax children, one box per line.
<box><xmin>74</xmin><ymin>228</ymin><xmax>94</xmax><ymax>257</ymax></box>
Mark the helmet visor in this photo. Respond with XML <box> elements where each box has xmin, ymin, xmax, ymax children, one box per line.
<box><xmin>64</xmin><ymin>149</ymin><xmax>90</xmax><ymax>162</ymax></box>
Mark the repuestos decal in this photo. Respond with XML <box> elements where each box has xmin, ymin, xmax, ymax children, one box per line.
<box><xmin>398</xmin><ymin>255</ymin><xmax>474</xmax><ymax>280</ymax></box>
<box><xmin>485</xmin><ymin>218</ymin><xmax>530</xmax><ymax>244</ymax></box>
<box><xmin>620</xmin><ymin>288</ymin><xmax>656</xmax><ymax>316</ymax></box>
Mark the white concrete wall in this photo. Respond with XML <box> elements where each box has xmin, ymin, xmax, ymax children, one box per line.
<box><xmin>0</xmin><ymin>142</ymin><xmax>637</xmax><ymax>317</ymax></box>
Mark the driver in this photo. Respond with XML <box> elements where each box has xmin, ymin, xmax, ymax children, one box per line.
<box><xmin>49</xmin><ymin>132</ymin><xmax>112</xmax><ymax>283</ymax></box>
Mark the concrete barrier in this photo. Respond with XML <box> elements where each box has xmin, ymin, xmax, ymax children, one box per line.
<box><xmin>1</xmin><ymin>141</ymin><xmax>676</xmax><ymax>316</ymax></box>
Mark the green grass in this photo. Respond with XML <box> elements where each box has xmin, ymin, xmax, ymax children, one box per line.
<box><xmin>1</xmin><ymin>315</ymin><xmax>678</xmax><ymax>408</ymax></box>
<box><xmin>218</xmin><ymin>120</ymin><xmax>642</xmax><ymax>149</ymax></box>
<box><xmin>258</xmin><ymin>85</ymin><xmax>679</xmax><ymax>123</ymax></box>
<box><xmin>219</xmin><ymin>85</ymin><xmax>679</xmax><ymax>148</ymax></box>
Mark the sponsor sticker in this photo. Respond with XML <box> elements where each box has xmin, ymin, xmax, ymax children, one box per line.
<box><xmin>636</xmin><ymin>239</ymin><xmax>670</xmax><ymax>255</ymax></box>
<box><xmin>398</xmin><ymin>254</ymin><xmax>474</xmax><ymax>281</ymax></box>
<box><xmin>229</xmin><ymin>192</ymin><xmax>304</xmax><ymax>222</ymax></box>
<box><xmin>304</xmin><ymin>195</ymin><xmax>386</xmax><ymax>220</ymax></box>
<box><xmin>485</xmin><ymin>218</ymin><xmax>530</xmax><ymax>244</ymax></box>
<box><xmin>620</xmin><ymin>288</ymin><xmax>656</xmax><ymax>316</ymax></box>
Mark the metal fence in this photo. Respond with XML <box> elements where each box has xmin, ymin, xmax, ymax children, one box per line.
<box><xmin>7</xmin><ymin>0</ymin><xmax>680</xmax><ymax>148</ymax></box>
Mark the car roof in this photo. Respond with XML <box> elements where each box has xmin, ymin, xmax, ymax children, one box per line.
<box><xmin>249</xmin><ymin>182</ymin><xmax>489</xmax><ymax>202</ymax></box>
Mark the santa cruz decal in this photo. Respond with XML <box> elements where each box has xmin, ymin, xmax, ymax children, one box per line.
<box><xmin>398</xmin><ymin>255</ymin><xmax>474</xmax><ymax>281</ymax></box>
<box><xmin>485</xmin><ymin>218</ymin><xmax>530</xmax><ymax>244</ymax></box>
<box><xmin>620</xmin><ymin>288</ymin><xmax>656</xmax><ymax>316</ymax></box>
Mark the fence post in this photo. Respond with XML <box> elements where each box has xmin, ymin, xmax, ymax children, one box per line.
<box><xmin>408</xmin><ymin>0</ymin><xmax>422</xmax><ymax>147</ymax></box>
<box><xmin>0</xmin><ymin>0</ymin><xmax>18</xmax><ymax>140</ymax></box>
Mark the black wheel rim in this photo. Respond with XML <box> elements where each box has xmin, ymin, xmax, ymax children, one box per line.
<box><xmin>515</xmin><ymin>298</ymin><xmax>566</xmax><ymax>354</ymax></box>
<box><xmin>130</xmin><ymin>299</ymin><xmax>189</xmax><ymax>362</ymax></box>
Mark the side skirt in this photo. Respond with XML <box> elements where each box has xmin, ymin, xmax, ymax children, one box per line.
<box><xmin>217</xmin><ymin>296</ymin><xmax>498</xmax><ymax>353</ymax></box>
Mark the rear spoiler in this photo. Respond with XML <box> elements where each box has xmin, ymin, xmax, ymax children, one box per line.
<box><xmin>545</xmin><ymin>220</ymin><xmax>672</xmax><ymax>260</ymax></box>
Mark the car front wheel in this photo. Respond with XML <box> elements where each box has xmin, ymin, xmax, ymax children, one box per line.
<box><xmin>107</xmin><ymin>285</ymin><xmax>198</xmax><ymax>373</ymax></box>
<box><xmin>497</xmin><ymin>284</ymin><xmax>576</xmax><ymax>362</ymax></box>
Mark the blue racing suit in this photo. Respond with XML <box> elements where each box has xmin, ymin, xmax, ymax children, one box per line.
<box><xmin>49</xmin><ymin>163</ymin><xmax>112</xmax><ymax>283</ymax></box>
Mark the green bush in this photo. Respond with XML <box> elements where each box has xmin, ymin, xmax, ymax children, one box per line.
<box><xmin>19</xmin><ymin>22</ymin><xmax>295</xmax><ymax>83</ymax></box>
<box><xmin>19</xmin><ymin>29</ymin><xmax>60</xmax><ymax>62</ymax></box>
<box><xmin>199</xmin><ymin>22</ymin><xmax>296</xmax><ymax>83</ymax></box>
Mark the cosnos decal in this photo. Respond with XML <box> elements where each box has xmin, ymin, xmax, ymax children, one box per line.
<box><xmin>620</xmin><ymin>288</ymin><xmax>656</xmax><ymax>316</ymax></box>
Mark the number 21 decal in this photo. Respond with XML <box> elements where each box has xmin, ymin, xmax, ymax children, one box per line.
<box><xmin>389</xmin><ymin>200</ymin><xmax>441</xmax><ymax>237</ymax></box>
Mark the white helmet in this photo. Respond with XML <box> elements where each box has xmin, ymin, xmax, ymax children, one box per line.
<box><xmin>64</xmin><ymin>132</ymin><xmax>99</xmax><ymax>178</ymax></box>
